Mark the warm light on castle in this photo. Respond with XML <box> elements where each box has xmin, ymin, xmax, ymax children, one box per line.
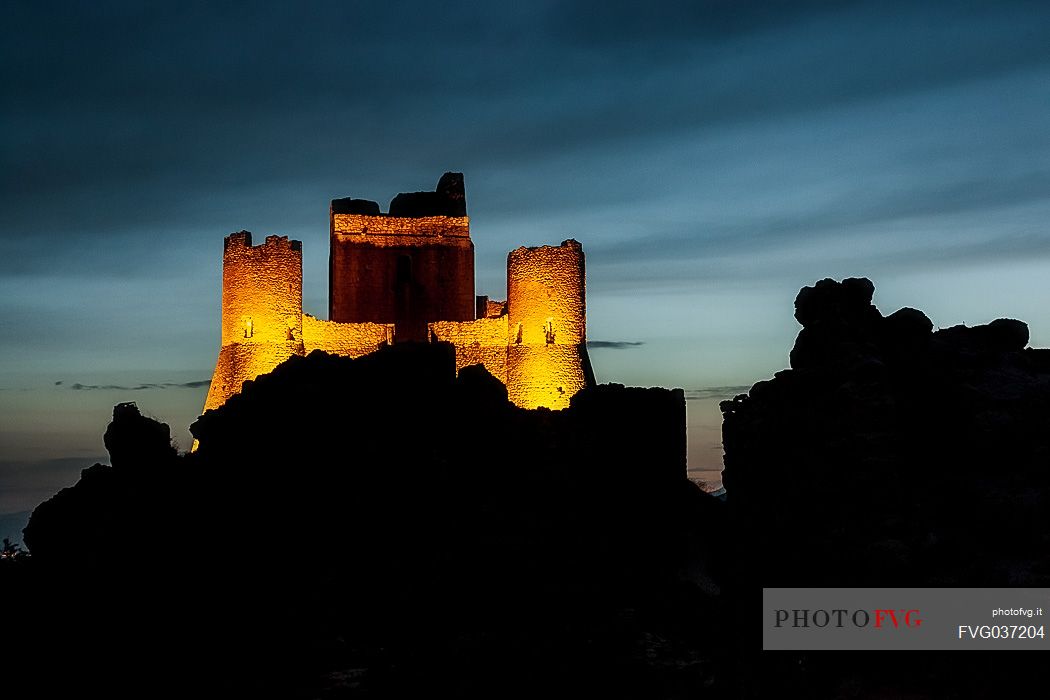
<box><xmin>204</xmin><ymin>173</ymin><xmax>594</xmax><ymax>413</ymax></box>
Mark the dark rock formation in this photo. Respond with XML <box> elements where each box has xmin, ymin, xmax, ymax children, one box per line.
<box><xmin>720</xmin><ymin>277</ymin><xmax>1050</xmax><ymax>698</ymax></box>
<box><xmin>722</xmin><ymin>277</ymin><xmax>1050</xmax><ymax>588</ymax></box>
<box><xmin>103</xmin><ymin>401</ymin><xmax>177</xmax><ymax>470</ymax></box>
<box><xmin>24</xmin><ymin>403</ymin><xmax>178</xmax><ymax>562</ymax></box>
<box><xmin>788</xmin><ymin>277</ymin><xmax>882</xmax><ymax>370</ymax></box>
<box><xmin>330</xmin><ymin>174</ymin><xmax>466</xmax><ymax>218</ymax></box>
<box><xmin>389</xmin><ymin>171</ymin><xmax>467</xmax><ymax>217</ymax></box>
<box><xmin>15</xmin><ymin>343</ymin><xmax>722</xmax><ymax>698</ymax></box>
<box><xmin>16</xmin><ymin>276</ymin><xmax>1050</xmax><ymax>698</ymax></box>
<box><xmin>330</xmin><ymin>197</ymin><xmax>381</xmax><ymax>215</ymax></box>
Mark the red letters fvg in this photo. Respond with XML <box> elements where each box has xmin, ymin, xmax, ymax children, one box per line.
<box><xmin>873</xmin><ymin>609</ymin><xmax>922</xmax><ymax>628</ymax></box>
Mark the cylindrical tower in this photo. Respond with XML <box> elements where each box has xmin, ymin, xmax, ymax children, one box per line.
<box><xmin>203</xmin><ymin>231</ymin><xmax>304</xmax><ymax>413</ymax></box>
<box><xmin>505</xmin><ymin>239</ymin><xmax>594</xmax><ymax>409</ymax></box>
<box><xmin>220</xmin><ymin>231</ymin><xmax>303</xmax><ymax>346</ymax></box>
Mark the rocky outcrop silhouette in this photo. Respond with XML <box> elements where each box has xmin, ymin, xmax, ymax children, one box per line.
<box><xmin>18</xmin><ymin>278</ymin><xmax>1050</xmax><ymax>698</ymax></box>
<box><xmin>23</xmin><ymin>402</ymin><xmax>179</xmax><ymax>562</ymax></box>
<box><xmin>722</xmin><ymin>277</ymin><xmax>1050</xmax><ymax>588</ymax></box>
<box><xmin>388</xmin><ymin>171</ymin><xmax>467</xmax><ymax>217</ymax></box>
<box><xmin>15</xmin><ymin>343</ymin><xmax>724</xmax><ymax>698</ymax></box>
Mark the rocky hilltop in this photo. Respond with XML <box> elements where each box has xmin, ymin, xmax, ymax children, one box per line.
<box><xmin>17</xmin><ymin>343</ymin><xmax>722</xmax><ymax>698</ymax></box>
<box><xmin>10</xmin><ymin>279</ymin><xmax>1050</xmax><ymax>698</ymax></box>
<box><xmin>722</xmin><ymin>277</ymin><xmax>1050</xmax><ymax>587</ymax></box>
<box><xmin>716</xmin><ymin>277</ymin><xmax>1050</xmax><ymax>697</ymax></box>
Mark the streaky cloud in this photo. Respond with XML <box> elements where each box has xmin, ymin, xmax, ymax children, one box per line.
<box><xmin>587</xmin><ymin>340</ymin><xmax>645</xmax><ymax>349</ymax></box>
<box><xmin>686</xmin><ymin>386</ymin><xmax>751</xmax><ymax>401</ymax></box>
<box><xmin>69</xmin><ymin>380</ymin><xmax>210</xmax><ymax>391</ymax></box>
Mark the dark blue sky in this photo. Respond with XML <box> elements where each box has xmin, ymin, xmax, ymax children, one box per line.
<box><xmin>2</xmin><ymin>1</ymin><xmax>1049</xmax><ymax>515</ymax></box>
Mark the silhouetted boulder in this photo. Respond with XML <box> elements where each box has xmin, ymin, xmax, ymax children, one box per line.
<box><xmin>793</xmin><ymin>276</ymin><xmax>878</xmax><ymax>328</ymax></box>
<box><xmin>103</xmin><ymin>401</ymin><xmax>176</xmax><ymax>470</ymax></box>
<box><xmin>389</xmin><ymin>171</ymin><xmax>467</xmax><ymax>217</ymax></box>
<box><xmin>934</xmin><ymin>317</ymin><xmax>1029</xmax><ymax>353</ymax></box>
<box><xmin>883</xmin><ymin>306</ymin><xmax>933</xmax><ymax>341</ymax></box>
<box><xmin>789</xmin><ymin>277</ymin><xmax>883</xmax><ymax>370</ymax></box>
<box><xmin>330</xmin><ymin>197</ymin><xmax>381</xmax><ymax>215</ymax></box>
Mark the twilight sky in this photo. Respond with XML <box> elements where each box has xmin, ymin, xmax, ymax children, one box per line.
<box><xmin>2</xmin><ymin>1</ymin><xmax>1049</xmax><ymax>518</ymax></box>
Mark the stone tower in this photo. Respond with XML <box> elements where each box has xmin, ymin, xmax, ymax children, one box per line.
<box><xmin>506</xmin><ymin>240</ymin><xmax>594</xmax><ymax>409</ymax></box>
<box><xmin>203</xmin><ymin>232</ymin><xmax>304</xmax><ymax>413</ymax></box>
<box><xmin>328</xmin><ymin>172</ymin><xmax>474</xmax><ymax>342</ymax></box>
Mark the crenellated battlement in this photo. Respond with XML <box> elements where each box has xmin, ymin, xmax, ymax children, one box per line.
<box><xmin>511</xmin><ymin>239</ymin><xmax>583</xmax><ymax>255</ymax></box>
<box><xmin>223</xmin><ymin>230</ymin><xmax>303</xmax><ymax>252</ymax></box>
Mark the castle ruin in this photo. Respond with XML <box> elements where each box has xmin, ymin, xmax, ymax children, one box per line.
<box><xmin>204</xmin><ymin>173</ymin><xmax>595</xmax><ymax>413</ymax></box>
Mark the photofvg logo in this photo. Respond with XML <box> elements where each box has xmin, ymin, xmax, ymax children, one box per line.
<box><xmin>763</xmin><ymin>588</ymin><xmax>1050</xmax><ymax>650</ymax></box>
<box><xmin>774</xmin><ymin>608</ymin><xmax>922</xmax><ymax>629</ymax></box>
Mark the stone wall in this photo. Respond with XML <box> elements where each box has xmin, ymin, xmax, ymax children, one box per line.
<box><xmin>203</xmin><ymin>341</ymin><xmax>302</xmax><ymax>413</ymax></box>
<box><xmin>302</xmin><ymin>315</ymin><xmax>393</xmax><ymax>357</ymax></box>
<box><xmin>429</xmin><ymin>316</ymin><xmax>510</xmax><ymax>383</ymax></box>
<box><xmin>331</xmin><ymin>213</ymin><xmax>470</xmax><ymax>241</ymax></box>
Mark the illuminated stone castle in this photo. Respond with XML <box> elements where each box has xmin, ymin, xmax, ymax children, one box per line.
<box><xmin>204</xmin><ymin>173</ymin><xmax>595</xmax><ymax>413</ymax></box>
